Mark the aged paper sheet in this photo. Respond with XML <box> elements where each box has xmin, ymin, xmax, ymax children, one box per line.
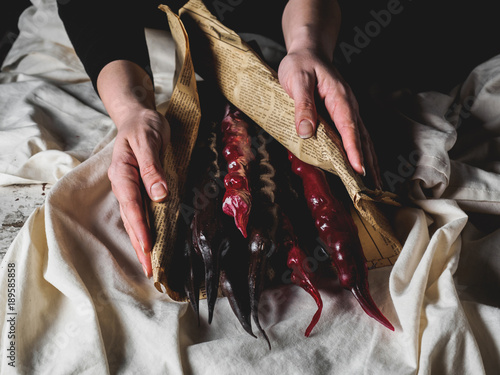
<box><xmin>153</xmin><ymin>1</ymin><xmax>401</xmax><ymax>299</ymax></box>
<box><xmin>150</xmin><ymin>6</ymin><xmax>201</xmax><ymax>297</ymax></box>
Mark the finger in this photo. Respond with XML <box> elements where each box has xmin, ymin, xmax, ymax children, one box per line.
<box><xmin>120</xmin><ymin>205</ymin><xmax>152</xmax><ymax>278</ymax></box>
<box><xmin>335</xmin><ymin>109</ymin><xmax>364</xmax><ymax>175</ymax></box>
<box><xmin>358</xmin><ymin>116</ymin><xmax>383</xmax><ymax>190</ymax></box>
<box><xmin>323</xmin><ymin>86</ymin><xmax>365</xmax><ymax>175</ymax></box>
<box><xmin>108</xmin><ymin>158</ymin><xmax>153</xmax><ymax>258</ymax></box>
<box><xmin>289</xmin><ymin>72</ymin><xmax>318</xmax><ymax>139</ymax></box>
<box><xmin>132</xmin><ymin>128</ymin><xmax>169</xmax><ymax>203</ymax></box>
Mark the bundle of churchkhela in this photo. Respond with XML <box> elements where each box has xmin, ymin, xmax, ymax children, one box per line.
<box><xmin>177</xmin><ymin>102</ymin><xmax>393</xmax><ymax>348</ymax></box>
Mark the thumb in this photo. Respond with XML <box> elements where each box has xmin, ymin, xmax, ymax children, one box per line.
<box><xmin>136</xmin><ymin>144</ymin><xmax>168</xmax><ymax>203</ymax></box>
<box><xmin>290</xmin><ymin>73</ymin><xmax>318</xmax><ymax>139</ymax></box>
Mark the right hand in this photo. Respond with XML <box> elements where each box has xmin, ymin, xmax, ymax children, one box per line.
<box><xmin>107</xmin><ymin>109</ymin><xmax>171</xmax><ymax>278</ymax></box>
<box><xmin>278</xmin><ymin>50</ymin><xmax>382</xmax><ymax>189</ymax></box>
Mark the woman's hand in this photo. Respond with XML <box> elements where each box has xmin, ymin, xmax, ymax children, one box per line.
<box><xmin>107</xmin><ymin>110</ymin><xmax>170</xmax><ymax>278</ymax></box>
<box><xmin>97</xmin><ymin>60</ymin><xmax>169</xmax><ymax>278</ymax></box>
<box><xmin>281</xmin><ymin>0</ymin><xmax>382</xmax><ymax>189</ymax></box>
<box><xmin>278</xmin><ymin>50</ymin><xmax>382</xmax><ymax>189</ymax></box>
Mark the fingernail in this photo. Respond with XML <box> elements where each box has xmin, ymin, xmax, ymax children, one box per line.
<box><xmin>298</xmin><ymin>120</ymin><xmax>314</xmax><ymax>139</ymax></box>
<box><xmin>139</xmin><ymin>239</ymin><xmax>147</xmax><ymax>255</ymax></box>
<box><xmin>376</xmin><ymin>177</ymin><xmax>383</xmax><ymax>190</ymax></box>
<box><xmin>378</xmin><ymin>178</ymin><xmax>384</xmax><ymax>190</ymax></box>
<box><xmin>151</xmin><ymin>182</ymin><xmax>167</xmax><ymax>201</ymax></box>
<box><xmin>362</xmin><ymin>166</ymin><xmax>366</xmax><ymax>177</ymax></box>
<box><xmin>142</xmin><ymin>263</ymin><xmax>150</xmax><ymax>278</ymax></box>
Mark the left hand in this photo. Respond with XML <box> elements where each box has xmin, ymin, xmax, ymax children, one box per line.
<box><xmin>107</xmin><ymin>109</ymin><xmax>171</xmax><ymax>278</ymax></box>
<box><xmin>278</xmin><ymin>49</ymin><xmax>382</xmax><ymax>189</ymax></box>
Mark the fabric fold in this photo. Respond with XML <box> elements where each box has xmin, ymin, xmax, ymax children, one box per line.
<box><xmin>1</xmin><ymin>1</ymin><xmax>500</xmax><ymax>374</ymax></box>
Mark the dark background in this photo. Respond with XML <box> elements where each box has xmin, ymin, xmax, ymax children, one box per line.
<box><xmin>2</xmin><ymin>0</ymin><xmax>499</xmax><ymax>191</ymax></box>
<box><xmin>0</xmin><ymin>0</ymin><xmax>31</xmax><ymax>66</ymax></box>
<box><xmin>2</xmin><ymin>0</ymin><xmax>499</xmax><ymax>94</ymax></box>
<box><xmin>337</xmin><ymin>0</ymin><xmax>500</xmax><ymax>96</ymax></box>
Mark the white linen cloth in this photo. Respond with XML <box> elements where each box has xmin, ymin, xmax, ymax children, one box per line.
<box><xmin>1</xmin><ymin>1</ymin><xmax>499</xmax><ymax>374</ymax></box>
<box><xmin>0</xmin><ymin>0</ymin><xmax>174</xmax><ymax>186</ymax></box>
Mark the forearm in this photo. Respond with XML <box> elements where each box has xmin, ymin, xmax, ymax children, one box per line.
<box><xmin>282</xmin><ymin>0</ymin><xmax>341</xmax><ymax>60</ymax></box>
<box><xmin>97</xmin><ymin>60</ymin><xmax>156</xmax><ymax>127</ymax></box>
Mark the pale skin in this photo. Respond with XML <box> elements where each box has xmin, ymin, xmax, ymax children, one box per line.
<box><xmin>280</xmin><ymin>0</ymin><xmax>381</xmax><ymax>186</ymax></box>
<box><xmin>97</xmin><ymin>0</ymin><xmax>381</xmax><ymax>278</ymax></box>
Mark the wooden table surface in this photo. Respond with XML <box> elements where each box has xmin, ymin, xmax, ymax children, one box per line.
<box><xmin>0</xmin><ymin>184</ymin><xmax>50</xmax><ymax>262</ymax></box>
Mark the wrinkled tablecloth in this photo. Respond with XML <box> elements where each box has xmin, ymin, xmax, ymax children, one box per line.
<box><xmin>1</xmin><ymin>1</ymin><xmax>499</xmax><ymax>374</ymax></box>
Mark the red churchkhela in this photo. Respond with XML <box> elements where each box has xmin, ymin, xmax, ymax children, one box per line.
<box><xmin>221</xmin><ymin>104</ymin><xmax>254</xmax><ymax>237</ymax></box>
<box><xmin>287</xmin><ymin>151</ymin><xmax>394</xmax><ymax>331</ymax></box>
<box><xmin>281</xmin><ymin>212</ymin><xmax>324</xmax><ymax>337</ymax></box>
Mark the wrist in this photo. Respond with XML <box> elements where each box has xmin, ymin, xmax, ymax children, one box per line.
<box><xmin>97</xmin><ymin>60</ymin><xmax>156</xmax><ymax>123</ymax></box>
<box><xmin>282</xmin><ymin>0</ymin><xmax>340</xmax><ymax>62</ymax></box>
<box><xmin>286</xmin><ymin>26</ymin><xmax>328</xmax><ymax>56</ymax></box>
<box><xmin>114</xmin><ymin>108</ymin><xmax>164</xmax><ymax>133</ymax></box>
